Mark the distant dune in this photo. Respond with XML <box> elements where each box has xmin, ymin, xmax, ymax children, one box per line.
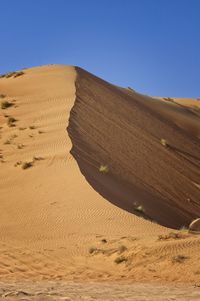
<box><xmin>0</xmin><ymin>65</ymin><xmax>200</xmax><ymax>283</ymax></box>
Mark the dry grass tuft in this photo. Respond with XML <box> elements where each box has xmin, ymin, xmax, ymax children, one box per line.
<box><xmin>7</xmin><ymin>116</ymin><xmax>16</xmax><ymax>127</ymax></box>
<box><xmin>171</xmin><ymin>255</ymin><xmax>188</xmax><ymax>263</ymax></box>
<box><xmin>89</xmin><ymin>247</ymin><xmax>98</xmax><ymax>254</ymax></box>
<box><xmin>99</xmin><ymin>165</ymin><xmax>109</xmax><ymax>173</ymax></box>
<box><xmin>118</xmin><ymin>245</ymin><xmax>127</xmax><ymax>254</ymax></box>
<box><xmin>160</xmin><ymin>138</ymin><xmax>168</xmax><ymax>147</ymax></box>
<box><xmin>114</xmin><ymin>256</ymin><xmax>127</xmax><ymax>264</ymax></box>
<box><xmin>29</xmin><ymin>125</ymin><xmax>36</xmax><ymax>129</ymax></box>
<box><xmin>134</xmin><ymin>205</ymin><xmax>145</xmax><ymax>214</ymax></box>
<box><xmin>0</xmin><ymin>71</ymin><xmax>25</xmax><ymax>79</ymax></box>
<box><xmin>21</xmin><ymin>162</ymin><xmax>33</xmax><ymax>170</ymax></box>
<box><xmin>158</xmin><ymin>232</ymin><xmax>187</xmax><ymax>241</ymax></box>
<box><xmin>1</xmin><ymin>101</ymin><xmax>13</xmax><ymax>109</ymax></box>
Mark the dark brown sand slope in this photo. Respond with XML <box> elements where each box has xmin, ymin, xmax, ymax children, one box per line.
<box><xmin>68</xmin><ymin>67</ymin><xmax>200</xmax><ymax>229</ymax></box>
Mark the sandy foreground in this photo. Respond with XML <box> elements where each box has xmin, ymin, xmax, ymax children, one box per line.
<box><xmin>0</xmin><ymin>281</ymin><xmax>200</xmax><ymax>300</ymax></box>
<box><xmin>0</xmin><ymin>65</ymin><xmax>200</xmax><ymax>299</ymax></box>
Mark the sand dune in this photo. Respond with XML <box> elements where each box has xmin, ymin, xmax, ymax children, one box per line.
<box><xmin>69</xmin><ymin>67</ymin><xmax>200</xmax><ymax>228</ymax></box>
<box><xmin>0</xmin><ymin>64</ymin><xmax>200</xmax><ymax>284</ymax></box>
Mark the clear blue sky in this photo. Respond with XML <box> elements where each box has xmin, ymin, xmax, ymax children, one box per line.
<box><xmin>0</xmin><ymin>0</ymin><xmax>200</xmax><ymax>97</ymax></box>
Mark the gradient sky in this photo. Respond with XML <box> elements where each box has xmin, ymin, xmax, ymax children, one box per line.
<box><xmin>0</xmin><ymin>0</ymin><xmax>200</xmax><ymax>97</ymax></box>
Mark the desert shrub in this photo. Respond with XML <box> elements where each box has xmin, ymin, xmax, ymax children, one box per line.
<box><xmin>160</xmin><ymin>138</ymin><xmax>168</xmax><ymax>147</ymax></box>
<box><xmin>99</xmin><ymin>165</ymin><xmax>109</xmax><ymax>173</ymax></box>
<box><xmin>114</xmin><ymin>256</ymin><xmax>127</xmax><ymax>264</ymax></box>
<box><xmin>171</xmin><ymin>255</ymin><xmax>188</xmax><ymax>263</ymax></box>
<box><xmin>1</xmin><ymin>101</ymin><xmax>13</xmax><ymax>109</ymax></box>
<box><xmin>22</xmin><ymin>162</ymin><xmax>32</xmax><ymax>169</ymax></box>
<box><xmin>4</xmin><ymin>139</ymin><xmax>11</xmax><ymax>145</ymax></box>
<box><xmin>0</xmin><ymin>94</ymin><xmax>6</xmax><ymax>98</ymax></box>
<box><xmin>5</xmin><ymin>72</ymin><xmax>16</xmax><ymax>78</ymax></box>
<box><xmin>179</xmin><ymin>226</ymin><xmax>188</xmax><ymax>232</ymax></box>
<box><xmin>127</xmin><ymin>87</ymin><xmax>135</xmax><ymax>91</ymax></box>
<box><xmin>134</xmin><ymin>205</ymin><xmax>145</xmax><ymax>214</ymax></box>
<box><xmin>29</xmin><ymin>125</ymin><xmax>36</xmax><ymax>129</ymax></box>
<box><xmin>33</xmin><ymin>156</ymin><xmax>43</xmax><ymax>161</ymax></box>
<box><xmin>158</xmin><ymin>232</ymin><xmax>187</xmax><ymax>241</ymax></box>
<box><xmin>7</xmin><ymin>116</ymin><xmax>16</xmax><ymax>127</ymax></box>
<box><xmin>17</xmin><ymin>144</ymin><xmax>24</xmax><ymax>149</ymax></box>
<box><xmin>89</xmin><ymin>247</ymin><xmax>98</xmax><ymax>254</ymax></box>
<box><xmin>0</xmin><ymin>71</ymin><xmax>25</xmax><ymax>79</ymax></box>
<box><xmin>14</xmin><ymin>71</ymin><xmax>24</xmax><ymax>78</ymax></box>
<box><xmin>118</xmin><ymin>245</ymin><xmax>127</xmax><ymax>254</ymax></box>
<box><xmin>163</xmin><ymin>97</ymin><xmax>174</xmax><ymax>102</ymax></box>
<box><xmin>14</xmin><ymin>161</ymin><xmax>22</xmax><ymax>167</ymax></box>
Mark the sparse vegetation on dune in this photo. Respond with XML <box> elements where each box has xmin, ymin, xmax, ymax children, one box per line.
<box><xmin>114</xmin><ymin>256</ymin><xmax>127</xmax><ymax>264</ymax></box>
<box><xmin>160</xmin><ymin>138</ymin><xmax>168</xmax><ymax>147</ymax></box>
<box><xmin>0</xmin><ymin>94</ymin><xmax>6</xmax><ymax>98</ymax></box>
<box><xmin>163</xmin><ymin>97</ymin><xmax>174</xmax><ymax>102</ymax></box>
<box><xmin>4</xmin><ymin>139</ymin><xmax>11</xmax><ymax>145</ymax></box>
<box><xmin>33</xmin><ymin>156</ymin><xmax>44</xmax><ymax>161</ymax></box>
<box><xmin>99</xmin><ymin>164</ymin><xmax>109</xmax><ymax>173</ymax></box>
<box><xmin>17</xmin><ymin>156</ymin><xmax>43</xmax><ymax>169</ymax></box>
<box><xmin>1</xmin><ymin>100</ymin><xmax>13</xmax><ymax>109</ymax></box>
<box><xmin>89</xmin><ymin>247</ymin><xmax>99</xmax><ymax>254</ymax></box>
<box><xmin>118</xmin><ymin>245</ymin><xmax>127</xmax><ymax>254</ymax></box>
<box><xmin>7</xmin><ymin>116</ymin><xmax>17</xmax><ymax>127</ymax></box>
<box><xmin>21</xmin><ymin>162</ymin><xmax>33</xmax><ymax>170</ymax></box>
<box><xmin>19</xmin><ymin>127</ymin><xmax>26</xmax><ymax>130</ymax></box>
<box><xmin>29</xmin><ymin>125</ymin><xmax>36</xmax><ymax>129</ymax></box>
<box><xmin>134</xmin><ymin>205</ymin><xmax>145</xmax><ymax>214</ymax></box>
<box><xmin>0</xmin><ymin>71</ymin><xmax>25</xmax><ymax>79</ymax></box>
<box><xmin>171</xmin><ymin>255</ymin><xmax>188</xmax><ymax>264</ymax></box>
<box><xmin>158</xmin><ymin>232</ymin><xmax>188</xmax><ymax>241</ymax></box>
<box><xmin>17</xmin><ymin>143</ymin><xmax>24</xmax><ymax>149</ymax></box>
<box><xmin>14</xmin><ymin>161</ymin><xmax>22</xmax><ymax>167</ymax></box>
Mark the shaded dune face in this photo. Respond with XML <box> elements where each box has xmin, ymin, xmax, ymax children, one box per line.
<box><xmin>68</xmin><ymin>67</ymin><xmax>200</xmax><ymax>229</ymax></box>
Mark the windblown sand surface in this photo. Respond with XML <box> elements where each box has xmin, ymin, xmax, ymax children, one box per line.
<box><xmin>0</xmin><ymin>65</ymin><xmax>200</xmax><ymax>291</ymax></box>
<box><xmin>0</xmin><ymin>281</ymin><xmax>200</xmax><ymax>300</ymax></box>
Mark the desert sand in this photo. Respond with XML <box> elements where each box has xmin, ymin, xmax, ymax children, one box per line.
<box><xmin>0</xmin><ymin>65</ymin><xmax>200</xmax><ymax>299</ymax></box>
